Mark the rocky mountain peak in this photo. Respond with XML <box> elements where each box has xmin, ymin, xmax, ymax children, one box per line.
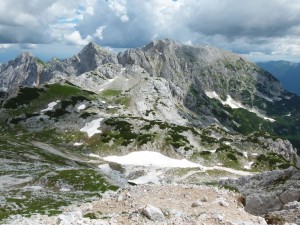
<box><xmin>78</xmin><ymin>42</ymin><xmax>117</xmax><ymax>65</ymax></box>
<box><xmin>119</xmin><ymin>39</ymin><xmax>283</xmax><ymax>104</ymax></box>
<box><xmin>55</xmin><ymin>41</ymin><xmax>118</xmax><ymax>76</ymax></box>
<box><xmin>79</xmin><ymin>42</ymin><xmax>102</xmax><ymax>55</ymax></box>
<box><xmin>0</xmin><ymin>52</ymin><xmax>41</xmax><ymax>93</ymax></box>
<box><xmin>40</xmin><ymin>42</ymin><xmax>119</xmax><ymax>81</ymax></box>
<box><xmin>14</xmin><ymin>52</ymin><xmax>35</xmax><ymax>64</ymax></box>
<box><xmin>143</xmin><ymin>38</ymin><xmax>177</xmax><ymax>50</ymax></box>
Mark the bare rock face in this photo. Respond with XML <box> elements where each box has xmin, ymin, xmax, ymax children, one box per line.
<box><xmin>223</xmin><ymin>167</ymin><xmax>300</xmax><ymax>219</ymax></box>
<box><xmin>265</xmin><ymin>201</ymin><xmax>300</xmax><ymax>225</ymax></box>
<box><xmin>118</xmin><ymin>39</ymin><xmax>284</xmax><ymax>105</ymax></box>
<box><xmin>0</xmin><ymin>42</ymin><xmax>120</xmax><ymax>95</ymax></box>
<box><xmin>0</xmin><ymin>52</ymin><xmax>43</xmax><ymax>94</ymax></box>
<box><xmin>45</xmin><ymin>42</ymin><xmax>118</xmax><ymax>78</ymax></box>
<box><xmin>259</xmin><ymin>137</ymin><xmax>300</xmax><ymax>166</ymax></box>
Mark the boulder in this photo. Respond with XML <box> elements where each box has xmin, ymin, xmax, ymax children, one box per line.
<box><xmin>279</xmin><ymin>189</ymin><xmax>300</xmax><ymax>204</ymax></box>
<box><xmin>142</xmin><ymin>204</ymin><xmax>165</xmax><ymax>222</ymax></box>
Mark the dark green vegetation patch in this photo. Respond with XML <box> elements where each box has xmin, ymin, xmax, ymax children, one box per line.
<box><xmin>0</xmin><ymin>133</ymin><xmax>118</xmax><ymax>222</ymax></box>
<box><xmin>103</xmin><ymin>118</ymin><xmax>137</xmax><ymax>146</ymax></box>
<box><xmin>4</xmin><ymin>87</ymin><xmax>45</xmax><ymax>109</ymax></box>
<box><xmin>255</xmin><ymin>152</ymin><xmax>294</xmax><ymax>170</ymax></box>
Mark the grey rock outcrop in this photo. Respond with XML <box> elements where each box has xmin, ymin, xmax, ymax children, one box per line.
<box><xmin>223</xmin><ymin>167</ymin><xmax>300</xmax><ymax>217</ymax></box>
<box><xmin>265</xmin><ymin>201</ymin><xmax>300</xmax><ymax>225</ymax></box>
<box><xmin>0</xmin><ymin>52</ymin><xmax>43</xmax><ymax>94</ymax></box>
<box><xmin>0</xmin><ymin>42</ymin><xmax>120</xmax><ymax>95</ymax></box>
<box><xmin>0</xmin><ymin>39</ymin><xmax>289</xmax><ymax>119</ymax></box>
<box><xmin>44</xmin><ymin>42</ymin><xmax>118</xmax><ymax>78</ymax></box>
<box><xmin>258</xmin><ymin>137</ymin><xmax>300</xmax><ymax>166</ymax></box>
<box><xmin>118</xmin><ymin>39</ymin><xmax>283</xmax><ymax>106</ymax></box>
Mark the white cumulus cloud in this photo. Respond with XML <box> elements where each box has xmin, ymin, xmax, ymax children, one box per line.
<box><xmin>1</xmin><ymin>0</ymin><xmax>300</xmax><ymax>62</ymax></box>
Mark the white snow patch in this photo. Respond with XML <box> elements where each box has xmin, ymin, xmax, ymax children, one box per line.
<box><xmin>77</xmin><ymin>104</ymin><xmax>86</xmax><ymax>111</ymax></box>
<box><xmin>286</xmin><ymin>113</ymin><xmax>291</xmax><ymax>117</ymax></box>
<box><xmin>99</xmin><ymin>76</ymin><xmax>118</xmax><ymax>92</ymax></box>
<box><xmin>23</xmin><ymin>185</ymin><xmax>43</xmax><ymax>190</ymax></box>
<box><xmin>261</xmin><ymin>116</ymin><xmax>275</xmax><ymax>122</ymax></box>
<box><xmin>205</xmin><ymin>91</ymin><xmax>244</xmax><ymax>109</ymax></box>
<box><xmin>101</xmin><ymin>100</ymin><xmax>106</xmax><ymax>104</ymax></box>
<box><xmin>80</xmin><ymin>118</ymin><xmax>103</xmax><ymax>137</ymax></box>
<box><xmin>205</xmin><ymin>91</ymin><xmax>220</xmax><ymax>100</ymax></box>
<box><xmin>60</xmin><ymin>187</ymin><xmax>71</xmax><ymax>192</ymax></box>
<box><xmin>88</xmin><ymin>153</ymin><xmax>101</xmax><ymax>159</ymax></box>
<box><xmin>41</xmin><ymin>100</ymin><xmax>60</xmax><ymax>112</ymax></box>
<box><xmin>107</xmin><ymin>105</ymin><xmax>117</xmax><ymax>109</ymax></box>
<box><xmin>102</xmin><ymin>152</ymin><xmax>255</xmax><ymax>185</ymax></box>
<box><xmin>243</xmin><ymin>151</ymin><xmax>248</xmax><ymax>158</ymax></box>
<box><xmin>224</xmin><ymin>95</ymin><xmax>244</xmax><ymax>109</ymax></box>
<box><xmin>103</xmin><ymin>151</ymin><xmax>202</xmax><ymax>168</ymax></box>
<box><xmin>251</xmin><ymin>153</ymin><xmax>258</xmax><ymax>156</ymax></box>
<box><xmin>74</xmin><ymin>142</ymin><xmax>83</xmax><ymax>146</ymax></box>
<box><xmin>244</xmin><ymin>162</ymin><xmax>254</xmax><ymax>170</ymax></box>
<box><xmin>224</xmin><ymin>141</ymin><xmax>231</xmax><ymax>146</ymax></box>
<box><xmin>205</xmin><ymin>91</ymin><xmax>275</xmax><ymax>122</ymax></box>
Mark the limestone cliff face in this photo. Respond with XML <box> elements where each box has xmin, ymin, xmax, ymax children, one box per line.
<box><xmin>118</xmin><ymin>39</ymin><xmax>283</xmax><ymax>105</ymax></box>
<box><xmin>0</xmin><ymin>40</ymin><xmax>284</xmax><ymax>100</ymax></box>
<box><xmin>1</xmin><ymin>40</ymin><xmax>298</xmax><ymax>134</ymax></box>
<box><xmin>0</xmin><ymin>43</ymin><xmax>119</xmax><ymax>94</ymax></box>
<box><xmin>0</xmin><ymin>52</ymin><xmax>43</xmax><ymax>94</ymax></box>
<box><xmin>43</xmin><ymin>42</ymin><xmax>118</xmax><ymax>78</ymax></box>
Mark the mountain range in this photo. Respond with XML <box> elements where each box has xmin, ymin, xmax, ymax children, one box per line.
<box><xmin>0</xmin><ymin>39</ymin><xmax>299</xmax><ymax>224</ymax></box>
<box><xmin>257</xmin><ymin>60</ymin><xmax>300</xmax><ymax>96</ymax></box>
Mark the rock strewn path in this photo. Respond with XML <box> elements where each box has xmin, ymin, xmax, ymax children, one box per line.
<box><xmin>4</xmin><ymin>184</ymin><xmax>267</xmax><ymax>225</ymax></box>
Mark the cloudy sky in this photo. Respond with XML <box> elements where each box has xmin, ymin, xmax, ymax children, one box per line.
<box><xmin>1</xmin><ymin>0</ymin><xmax>300</xmax><ymax>62</ymax></box>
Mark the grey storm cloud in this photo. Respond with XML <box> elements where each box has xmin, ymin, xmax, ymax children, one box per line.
<box><xmin>1</xmin><ymin>0</ymin><xmax>300</xmax><ymax>46</ymax></box>
<box><xmin>73</xmin><ymin>0</ymin><xmax>300</xmax><ymax>55</ymax></box>
<box><xmin>184</xmin><ymin>0</ymin><xmax>300</xmax><ymax>38</ymax></box>
<box><xmin>0</xmin><ymin>0</ymin><xmax>82</xmax><ymax>44</ymax></box>
<box><xmin>77</xmin><ymin>0</ymin><xmax>158</xmax><ymax>48</ymax></box>
<box><xmin>1</xmin><ymin>0</ymin><xmax>300</xmax><ymax>60</ymax></box>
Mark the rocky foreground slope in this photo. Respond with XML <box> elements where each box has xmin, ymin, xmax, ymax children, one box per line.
<box><xmin>0</xmin><ymin>40</ymin><xmax>299</xmax><ymax>224</ymax></box>
<box><xmin>224</xmin><ymin>166</ymin><xmax>300</xmax><ymax>224</ymax></box>
<box><xmin>4</xmin><ymin>184</ymin><xmax>268</xmax><ymax>225</ymax></box>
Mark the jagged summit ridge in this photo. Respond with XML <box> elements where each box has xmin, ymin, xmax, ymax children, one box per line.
<box><xmin>17</xmin><ymin>52</ymin><xmax>34</xmax><ymax>61</ymax></box>
<box><xmin>0</xmin><ymin>52</ymin><xmax>41</xmax><ymax>93</ymax></box>
<box><xmin>78</xmin><ymin>41</ymin><xmax>118</xmax><ymax>66</ymax></box>
<box><xmin>0</xmin><ymin>39</ymin><xmax>290</xmax><ymax>126</ymax></box>
<box><xmin>45</xmin><ymin>41</ymin><xmax>118</xmax><ymax>77</ymax></box>
<box><xmin>118</xmin><ymin>39</ymin><xmax>283</xmax><ymax>106</ymax></box>
<box><xmin>0</xmin><ymin>39</ymin><xmax>283</xmax><ymax>97</ymax></box>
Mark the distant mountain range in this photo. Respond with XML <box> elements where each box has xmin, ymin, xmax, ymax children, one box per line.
<box><xmin>0</xmin><ymin>39</ymin><xmax>299</xmax><ymax>224</ymax></box>
<box><xmin>257</xmin><ymin>61</ymin><xmax>300</xmax><ymax>96</ymax></box>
